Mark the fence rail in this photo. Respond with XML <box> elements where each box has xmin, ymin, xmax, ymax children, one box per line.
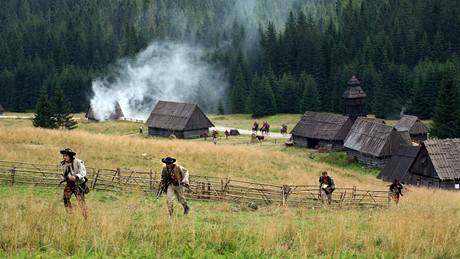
<box><xmin>0</xmin><ymin>160</ymin><xmax>390</xmax><ymax>209</ymax></box>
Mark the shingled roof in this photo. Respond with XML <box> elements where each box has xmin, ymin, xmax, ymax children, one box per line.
<box><xmin>145</xmin><ymin>101</ymin><xmax>214</xmax><ymax>131</ymax></box>
<box><xmin>291</xmin><ymin>111</ymin><xmax>353</xmax><ymax>141</ymax></box>
<box><xmin>85</xmin><ymin>101</ymin><xmax>124</xmax><ymax>121</ymax></box>
<box><xmin>422</xmin><ymin>139</ymin><xmax>460</xmax><ymax>180</ymax></box>
<box><xmin>377</xmin><ymin>145</ymin><xmax>420</xmax><ymax>182</ymax></box>
<box><xmin>343</xmin><ymin>76</ymin><xmax>367</xmax><ymax>99</ymax></box>
<box><xmin>395</xmin><ymin>115</ymin><xmax>428</xmax><ymax>135</ymax></box>
<box><xmin>344</xmin><ymin>117</ymin><xmax>411</xmax><ymax>157</ymax></box>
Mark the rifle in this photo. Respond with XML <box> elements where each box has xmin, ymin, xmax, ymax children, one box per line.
<box><xmin>59</xmin><ymin>163</ymin><xmax>70</xmax><ymax>185</ymax></box>
<box><xmin>156</xmin><ymin>183</ymin><xmax>166</xmax><ymax>198</ymax></box>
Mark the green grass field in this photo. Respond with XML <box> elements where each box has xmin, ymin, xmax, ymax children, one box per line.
<box><xmin>0</xmin><ymin>114</ymin><xmax>456</xmax><ymax>258</ymax></box>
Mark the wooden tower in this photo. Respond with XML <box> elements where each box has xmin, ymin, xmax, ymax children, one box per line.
<box><xmin>343</xmin><ymin>76</ymin><xmax>367</xmax><ymax>121</ymax></box>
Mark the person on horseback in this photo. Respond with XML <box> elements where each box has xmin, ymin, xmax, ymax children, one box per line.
<box><xmin>252</xmin><ymin>121</ymin><xmax>259</xmax><ymax>133</ymax></box>
<box><xmin>280</xmin><ymin>124</ymin><xmax>288</xmax><ymax>135</ymax></box>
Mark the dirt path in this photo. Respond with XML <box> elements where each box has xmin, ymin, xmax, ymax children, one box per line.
<box><xmin>211</xmin><ymin>125</ymin><xmax>291</xmax><ymax>139</ymax></box>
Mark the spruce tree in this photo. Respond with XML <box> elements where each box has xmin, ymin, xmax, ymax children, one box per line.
<box><xmin>52</xmin><ymin>84</ymin><xmax>77</xmax><ymax>130</ymax></box>
<box><xmin>431</xmin><ymin>62</ymin><xmax>460</xmax><ymax>138</ymax></box>
<box><xmin>230</xmin><ymin>66</ymin><xmax>247</xmax><ymax>113</ymax></box>
<box><xmin>299</xmin><ymin>72</ymin><xmax>320</xmax><ymax>113</ymax></box>
<box><xmin>33</xmin><ymin>86</ymin><xmax>57</xmax><ymax>129</ymax></box>
<box><xmin>250</xmin><ymin>76</ymin><xmax>277</xmax><ymax>118</ymax></box>
<box><xmin>217</xmin><ymin>99</ymin><xmax>225</xmax><ymax>115</ymax></box>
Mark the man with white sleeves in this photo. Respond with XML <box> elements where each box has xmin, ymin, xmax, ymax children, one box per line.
<box><xmin>160</xmin><ymin>157</ymin><xmax>190</xmax><ymax>216</ymax></box>
<box><xmin>60</xmin><ymin>148</ymin><xmax>88</xmax><ymax>218</ymax></box>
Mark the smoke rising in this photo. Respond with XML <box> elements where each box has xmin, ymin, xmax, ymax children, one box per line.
<box><xmin>90</xmin><ymin>42</ymin><xmax>228</xmax><ymax>121</ymax></box>
<box><xmin>89</xmin><ymin>0</ymin><xmax>313</xmax><ymax>121</ymax></box>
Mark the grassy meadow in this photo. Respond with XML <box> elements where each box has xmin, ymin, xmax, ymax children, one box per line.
<box><xmin>0</xmin><ymin>115</ymin><xmax>457</xmax><ymax>258</ymax></box>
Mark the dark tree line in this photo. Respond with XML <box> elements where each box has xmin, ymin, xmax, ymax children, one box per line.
<box><xmin>1</xmin><ymin>0</ymin><xmax>460</xmax><ymax>137</ymax></box>
<box><xmin>226</xmin><ymin>0</ymin><xmax>460</xmax><ymax>137</ymax></box>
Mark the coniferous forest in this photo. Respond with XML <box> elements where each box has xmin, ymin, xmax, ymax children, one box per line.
<box><xmin>0</xmin><ymin>0</ymin><xmax>460</xmax><ymax>137</ymax></box>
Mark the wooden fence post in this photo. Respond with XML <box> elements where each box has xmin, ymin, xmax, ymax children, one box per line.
<box><xmin>149</xmin><ymin>169</ymin><xmax>153</xmax><ymax>191</ymax></box>
<box><xmin>10</xmin><ymin>167</ymin><xmax>16</xmax><ymax>186</ymax></box>
<box><xmin>92</xmin><ymin>169</ymin><xmax>100</xmax><ymax>190</ymax></box>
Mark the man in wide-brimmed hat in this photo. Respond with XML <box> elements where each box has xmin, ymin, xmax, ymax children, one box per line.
<box><xmin>160</xmin><ymin>157</ymin><xmax>190</xmax><ymax>216</ymax></box>
<box><xmin>60</xmin><ymin>148</ymin><xmax>88</xmax><ymax>218</ymax></box>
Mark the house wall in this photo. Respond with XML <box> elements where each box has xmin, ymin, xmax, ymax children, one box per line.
<box><xmin>293</xmin><ymin>136</ymin><xmax>343</xmax><ymax>150</ymax></box>
<box><xmin>410</xmin><ymin>133</ymin><xmax>427</xmax><ymax>143</ymax></box>
<box><xmin>409</xmin><ymin>148</ymin><xmax>437</xmax><ymax>178</ymax></box>
<box><xmin>183</xmin><ymin>128</ymin><xmax>209</xmax><ymax>139</ymax></box>
<box><xmin>407</xmin><ymin>175</ymin><xmax>460</xmax><ymax>190</ymax></box>
<box><xmin>346</xmin><ymin>149</ymin><xmax>389</xmax><ymax>168</ymax></box>
<box><xmin>292</xmin><ymin>135</ymin><xmax>309</xmax><ymax>147</ymax></box>
<box><xmin>148</xmin><ymin>127</ymin><xmax>209</xmax><ymax>139</ymax></box>
<box><xmin>148</xmin><ymin>128</ymin><xmax>184</xmax><ymax>138</ymax></box>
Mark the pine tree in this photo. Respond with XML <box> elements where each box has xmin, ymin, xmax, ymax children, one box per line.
<box><xmin>431</xmin><ymin>62</ymin><xmax>460</xmax><ymax>138</ymax></box>
<box><xmin>230</xmin><ymin>66</ymin><xmax>247</xmax><ymax>113</ymax></box>
<box><xmin>250</xmin><ymin>76</ymin><xmax>277</xmax><ymax>118</ymax></box>
<box><xmin>52</xmin><ymin>84</ymin><xmax>77</xmax><ymax>130</ymax></box>
<box><xmin>33</xmin><ymin>86</ymin><xmax>57</xmax><ymax>129</ymax></box>
<box><xmin>217</xmin><ymin>99</ymin><xmax>225</xmax><ymax>115</ymax></box>
<box><xmin>299</xmin><ymin>72</ymin><xmax>320</xmax><ymax>113</ymax></box>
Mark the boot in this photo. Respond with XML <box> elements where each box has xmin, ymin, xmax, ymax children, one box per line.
<box><xmin>183</xmin><ymin>204</ymin><xmax>190</xmax><ymax>215</ymax></box>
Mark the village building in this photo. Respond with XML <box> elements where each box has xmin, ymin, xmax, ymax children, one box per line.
<box><xmin>377</xmin><ymin>145</ymin><xmax>420</xmax><ymax>182</ymax></box>
<box><xmin>408</xmin><ymin>139</ymin><xmax>460</xmax><ymax>189</ymax></box>
<box><xmin>290</xmin><ymin>112</ymin><xmax>354</xmax><ymax>150</ymax></box>
<box><xmin>344</xmin><ymin>117</ymin><xmax>412</xmax><ymax>168</ymax></box>
<box><xmin>85</xmin><ymin>101</ymin><xmax>124</xmax><ymax>121</ymax></box>
<box><xmin>145</xmin><ymin>101</ymin><xmax>214</xmax><ymax>139</ymax></box>
<box><xmin>394</xmin><ymin>115</ymin><xmax>428</xmax><ymax>143</ymax></box>
<box><xmin>291</xmin><ymin>76</ymin><xmax>367</xmax><ymax>150</ymax></box>
<box><xmin>378</xmin><ymin>139</ymin><xmax>460</xmax><ymax>190</ymax></box>
<box><xmin>342</xmin><ymin>76</ymin><xmax>367</xmax><ymax>122</ymax></box>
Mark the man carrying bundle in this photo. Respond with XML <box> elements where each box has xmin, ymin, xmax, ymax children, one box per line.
<box><xmin>319</xmin><ymin>171</ymin><xmax>335</xmax><ymax>205</ymax></box>
<box><xmin>159</xmin><ymin>157</ymin><xmax>190</xmax><ymax>216</ymax></box>
<box><xmin>60</xmin><ymin>148</ymin><xmax>89</xmax><ymax>218</ymax></box>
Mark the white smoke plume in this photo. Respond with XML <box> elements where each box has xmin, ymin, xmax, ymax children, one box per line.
<box><xmin>90</xmin><ymin>42</ymin><xmax>228</xmax><ymax>121</ymax></box>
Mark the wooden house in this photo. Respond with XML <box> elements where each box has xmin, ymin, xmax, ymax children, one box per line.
<box><xmin>145</xmin><ymin>101</ymin><xmax>214</xmax><ymax>139</ymax></box>
<box><xmin>290</xmin><ymin>111</ymin><xmax>354</xmax><ymax>150</ymax></box>
<box><xmin>344</xmin><ymin>117</ymin><xmax>412</xmax><ymax>168</ymax></box>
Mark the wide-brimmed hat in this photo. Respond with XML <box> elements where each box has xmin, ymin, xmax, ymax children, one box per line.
<box><xmin>60</xmin><ymin>148</ymin><xmax>76</xmax><ymax>156</ymax></box>
<box><xmin>161</xmin><ymin>157</ymin><xmax>176</xmax><ymax>165</ymax></box>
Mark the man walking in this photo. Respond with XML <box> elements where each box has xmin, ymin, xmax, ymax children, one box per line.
<box><xmin>389</xmin><ymin>179</ymin><xmax>404</xmax><ymax>204</ymax></box>
<box><xmin>160</xmin><ymin>157</ymin><xmax>190</xmax><ymax>216</ymax></box>
<box><xmin>60</xmin><ymin>148</ymin><xmax>89</xmax><ymax>218</ymax></box>
<box><xmin>319</xmin><ymin>171</ymin><xmax>335</xmax><ymax>205</ymax></box>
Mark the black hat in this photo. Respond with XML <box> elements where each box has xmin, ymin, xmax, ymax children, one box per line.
<box><xmin>60</xmin><ymin>148</ymin><xmax>76</xmax><ymax>156</ymax></box>
<box><xmin>161</xmin><ymin>157</ymin><xmax>176</xmax><ymax>165</ymax></box>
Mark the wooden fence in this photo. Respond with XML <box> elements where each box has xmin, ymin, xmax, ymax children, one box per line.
<box><xmin>0</xmin><ymin>160</ymin><xmax>390</xmax><ymax>209</ymax></box>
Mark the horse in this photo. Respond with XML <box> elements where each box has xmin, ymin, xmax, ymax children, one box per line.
<box><xmin>280</xmin><ymin>124</ymin><xmax>288</xmax><ymax>135</ymax></box>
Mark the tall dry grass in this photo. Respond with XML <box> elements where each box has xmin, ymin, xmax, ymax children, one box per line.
<box><xmin>1</xmin><ymin>121</ymin><xmax>459</xmax><ymax>257</ymax></box>
<box><xmin>1</xmin><ymin>186</ymin><xmax>460</xmax><ymax>258</ymax></box>
<box><xmin>0</xmin><ymin>126</ymin><xmax>382</xmax><ymax>188</ymax></box>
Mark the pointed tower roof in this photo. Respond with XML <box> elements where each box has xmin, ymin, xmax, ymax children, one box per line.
<box><xmin>343</xmin><ymin>76</ymin><xmax>367</xmax><ymax>99</ymax></box>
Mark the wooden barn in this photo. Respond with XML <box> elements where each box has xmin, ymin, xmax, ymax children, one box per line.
<box><xmin>145</xmin><ymin>101</ymin><xmax>214</xmax><ymax>139</ymax></box>
<box><xmin>343</xmin><ymin>76</ymin><xmax>367</xmax><ymax>122</ymax></box>
<box><xmin>344</xmin><ymin>117</ymin><xmax>412</xmax><ymax>168</ymax></box>
<box><xmin>394</xmin><ymin>115</ymin><xmax>428</xmax><ymax>143</ymax></box>
<box><xmin>290</xmin><ymin>111</ymin><xmax>354</xmax><ymax>150</ymax></box>
<box><xmin>0</xmin><ymin>104</ymin><xmax>5</xmax><ymax>115</ymax></box>
<box><xmin>407</xmin><ymin>139</ymin><xmax>460</xmax><ymax>189</ymax></box>
<box><xmin>85</xmin><ymin>101</ymin><xmax>124</xmax><ymax>121</ymax></box>
<box><xmin>377</xmin><ymin>145</ymin><xmax>421</xmax><ymax>182</ymax></box>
